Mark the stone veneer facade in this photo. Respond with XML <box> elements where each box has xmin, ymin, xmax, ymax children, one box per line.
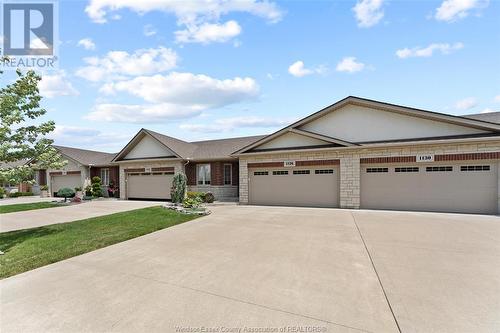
<box><xmin>238</xmin><ymin>139</ymin><xmax>500</xmax><ymax>212</ymax></box>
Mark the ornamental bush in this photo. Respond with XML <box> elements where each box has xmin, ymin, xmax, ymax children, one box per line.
<box><xmin>91</xmin><ymin>176</ymin><xmax>103</xmax><ymax>197</ymax></box>
<box><xmin>57</xmin><ymin>187</ymin><xmax>75</xmax><ymax>202</ymax></box>
<box><xmin>171</xmin><ymin>172</ymin><xmax>187</xmax><ymax>204</ymax></box>
<box><xmin>204</xmin><ymin>192</ymin><xmax>215</xmax><ymax>203</ymax></box>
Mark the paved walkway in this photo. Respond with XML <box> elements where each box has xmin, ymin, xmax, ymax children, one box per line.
<box><xmin>0</xmin><ymin>200</ymin><xmax>160</xmax><ymax>232</ymax></box>
<box><xmin>1</xmin><ymin>206</ymin><xmax>499</xmax><ymax>332</ymax></box>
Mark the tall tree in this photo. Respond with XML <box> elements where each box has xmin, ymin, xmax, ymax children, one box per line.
<box><xmin>0</xmin><ymin>63</ymin><xmax>66</xmax><ymax>186</ymax></box>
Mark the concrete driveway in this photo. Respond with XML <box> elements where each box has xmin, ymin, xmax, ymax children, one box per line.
<box><xmin>0</xmin><ymin>196</ymin><xmax>58</xmax><ymax>205</ymax></box>
<box><xmin>0</xmin><ymin>200</ymin><xmax>160</xmax><ymax>232</ymax></box>
<box><xmin>1</xmin><ymin>206</ymin><xmax>499</xmax><ymax>333</ymax></box>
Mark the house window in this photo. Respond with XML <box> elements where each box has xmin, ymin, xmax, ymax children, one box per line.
<box><xmin>366</xmin><ymin>168</ymin><xmax>388</xmax><ymax>173</ymax></box>
<box><xmin>293</xmin><ymin>170</ymin><xmax>310</xmax><ymax>175</ymax></box>
<box><xmin>426</xmin><ymin>166</ymin><xmax>453</xmax><ymax>172</ymax></box>
<box><xmin>272</xmin><ymin>170</ymin><xmax>288</xmax><ymax>175</ymax></box>
<box><xmin>315</xmin><ymin>169</ymin><xmax>334</xmax><ymax>174</ymax></box>
<box><xmin>395</xmin><ymin>167</ymin><xmax>419</xmax><ymax>173</ymax></box>
<box><xmin>197</xmin><ymin>164</ymin><xmax>211</xmax><ymax>185</ymax></box>
<box><xmin>254</xmin><ymin>171</ymin><xmax>268</xmax><ymax>176</ymax></box>
<box><xmin>223</xmin><ymin>164</ymin><xmax>232</xmax><ymax>185</ymax></box>
<box><xmin>100</xmin><ymin>168</ymin><xmax>110</xmax><ymax>186</ymax></box>
<box><xmin>460</xmin><ymin>165</ymin><xmax>490</xmax><ymax>171</ymax></box>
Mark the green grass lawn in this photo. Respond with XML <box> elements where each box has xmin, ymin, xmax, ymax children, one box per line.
<box><xmin>0</xmin><ymin>206</ymin><xmax>199</xmax><ymax>279</ymax></box>
<box><xmin>0</xmin><ymin>202</ymin><xmax>62</xmax><ymax>214</ymax></box>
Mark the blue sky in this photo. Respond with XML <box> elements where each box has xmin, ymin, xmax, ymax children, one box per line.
<box><xmin>3</xmin><ymin>0</ymin><xmax>500</xmax><ymax>152</ymax></box>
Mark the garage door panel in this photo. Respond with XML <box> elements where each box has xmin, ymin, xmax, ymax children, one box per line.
<box><xmin>127</xmin><ymin>173</ymin><xmax>173</xmax><ymax>200</ymax></box>
<box><xmin>51</xmin><ymin>174</ymin><xmax>81</xmax><ymax>194</ymax></box>
<box><xmin>249</xmin><ymin>168</ymin><xmax>339</xmax><ymax>208</ymax></box>
<box><xmin>361</xmin><ymin>163</ymin><xmax>497</xmax><ymax>214</ymax></box>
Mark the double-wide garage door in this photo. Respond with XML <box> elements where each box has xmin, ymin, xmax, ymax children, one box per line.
<box><xmin>361</xmin><ymin>163</ymin><xmax>498</xmax><ymax>214</ymax></box>
<box><xmin>127</xmin><ymin>172</ymin><xmax>173</xmax><ymax>200</ymax></box>
<box><xmin>51</xmin><ymin>174</ymin><xmax>81</xmax><ymax>195</ymax></box>
<box><xmin>249</xmin><ymin>167</ymin><xmax>339</xmax><ymax>207</ymax></box>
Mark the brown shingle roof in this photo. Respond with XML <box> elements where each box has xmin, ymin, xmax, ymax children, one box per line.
<box><xmin>53</xmin><ymin>145</ymin><xmax>117</xmax><ymax>166</ymax></box>
<box><xmin>141</xmin><ymin>129</ymin><xmax>266</xmax><ymax>160</ymax></box>
<box><xmin>190</xmin><ymin>135</ymin><xmax>267</xmax><ymax>160</ymax></box>
<box><xmin>464</xmin><ymin>112</ymin><xmax>500</xmax><ymax>124</ymax></box>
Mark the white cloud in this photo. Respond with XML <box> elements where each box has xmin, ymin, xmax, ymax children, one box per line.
<box><xmin>77</xmin><ymin>38</ymin><xmax>96</xmax><ymax>50</ymax></box>
<box><xmin>75</xmin><ymin>46</ymin><xmax>178</xmax><ymax>82</ymax></box>
<box><xmin>455</xmin><ymin>97</ymin><xmax>478</xmax><ymax>110</ymax></box>
<box><xmin>50</xmin><ymin>125</ymin><xmax>132</xmax><ymax>152</ymax></box>
<box><xmin>353</xmin><ymin>0</ymin><xmax>384</xmax><ymax>28</ymax></box>
<box><xmin>85</xmin><ymin>103</ymin><xmax>205</xmax><ymax>123</ymax></box>
<box><xmin>102</xmin><ymin>72</ymin><xmax>259</xmax><ymax>107</ymax></box>
<box><xmin>85</xmin><ymin>0</ymin><xmax>282</xmax><ymax>44</ymax></box>
<box><xmin>39</xmin><ymin>71</ymin><xmax>79</xmax><ymax>98</ymax></box>
<box><xmin>481</xmin><ymin>108</ymin><xmax>495</xmax><ymax>114</ymax></box>
<box><xmin>288</xmin><ymin>61</ymin><xmax>326</xmax><ymax>77</ymax></box>
<box><xmin>143</xmin><ymin>24</ymin><xmax>157</xmax><ymax>37</ymax></box>
<box><xmin>336</xmin><ymin>57</ymin><xmax>365</xmax><ymax>73</ymax></box>
<box><xmin>435</xmin><ymin>0</ymin><xmax>489</xmax><ymax>22</ymax></box>
<box><xmin>175</xmin><ymin>20</ymin><xmax>241</xmax><ymax>44</ymax></box>
<box><xmin>396</xmin><ymin>42</ymin><xmax>464</xmax><ymax>58</ymax></box>
<box><xmin>494</xmin><ymin>95</ymin><xmax>500</xmax><ymax>103</ymax></box>
<box><xmin>85</xmin><ymin>0</ymin><xmax>283</xmax><ymax>24</ymax></box>
<box><xmin>180</xmin><ymin>116</ymin><xmax>290</xmax><ymax>133</ymax></box>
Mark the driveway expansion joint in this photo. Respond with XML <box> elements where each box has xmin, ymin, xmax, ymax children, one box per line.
<box><xmin>350</xmin><ymin>212</ymin><xmax>402</xmax><ymax>333</ymax></box>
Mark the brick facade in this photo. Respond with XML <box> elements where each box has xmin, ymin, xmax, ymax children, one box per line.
<box><xmin>239</xmin><ymin>139</ymin><xmax>500</xmax><ymax>211</ymax></box>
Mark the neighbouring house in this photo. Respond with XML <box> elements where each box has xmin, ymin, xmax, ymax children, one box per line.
<box><xmin>113</xmin><ymin>96</ymin><xmax>500</xmax><ymax>215</ymax></box>
<box><xmin>47</xmin><ymin>146</ymin><xmax>118</xmax><ymax>197</ymax></box>
<box><xmin>112</xmin><ymin>129</ymin><xmax>264</xmax><ymax>202</ymax></box>
<box><xmin>0</xmin><ymin>159</ymin><xmax>40</xmax><ymax>194</ymax></box>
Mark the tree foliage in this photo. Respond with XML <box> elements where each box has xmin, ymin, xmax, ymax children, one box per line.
<box><xmin>0</xmin><ymin>66</ymin><xmax>66</xmax><ymax>185</ymax></box>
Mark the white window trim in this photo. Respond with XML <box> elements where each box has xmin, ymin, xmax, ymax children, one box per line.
<box><xmin>197</xmin><ymin>164</ymin><xmax>211</xmax><ymax>185</ymax></box>
<box><xmin>101</xmin><ymin>168</ymin><xmax>110</xmax><ymax>186</ymax></box>
<box><xmin>223</xmin><ymin>163</ymin><xmax>232</xmax><ymax>186</ymax></box>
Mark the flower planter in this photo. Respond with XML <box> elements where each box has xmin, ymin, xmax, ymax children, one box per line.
<box><xmin>40</xmin><ymin>190</ymin><xmax>49</xmax><ymax>198</ymax></box>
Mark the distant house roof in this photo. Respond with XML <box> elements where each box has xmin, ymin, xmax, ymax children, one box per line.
<box><xmin>464</xmin><ymin>112</ymin><xmax>500</xmax><ymax>124</ymax></box>
<box><xmin>113</xmin><ymin>129</ymin><xmax>266</xmax><ymax>162</ymax></box>
<box><xmin>53</xmin><ymin>145</ymin><xmax>117</xmax><ymax>166</ymax></box>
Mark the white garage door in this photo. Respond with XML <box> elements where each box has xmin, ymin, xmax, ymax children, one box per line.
<box><xmin>249</xmin><ymin>167</ymin><xmax>339</xmax><ymax>208</ymax></box>
<box><xmin>51</xmin><ymin>174</ymin><xmax>81</xmax><ymax>195</ymax></box>
<box><xmin>361</xmin><ymin>163</ymin><xmax>498</xmax><ymax>214</ymax></box>
<box><xmin>127</xmin><ymin>172</ymin><xmax>173</xmax><ymax>200</ymax></box>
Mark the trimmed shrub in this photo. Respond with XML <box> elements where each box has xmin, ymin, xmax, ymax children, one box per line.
<box><xmin>57</xmin><ymin>187</ymin><xmax>75</xmax><ymax>202</ymax></box>
<box><xmin>204</xmin><ymin>192</ymin><xmax>215</xmax><ymax>203</ymax></box>
<box><xmin>0</xmin><ymin>187</ymin><xmax>5</xmax><ymax>198</ymax></box>
<box><xmin>91</xmin><ymin>176</ymin><xmax>103</xmax><ymax>197</ymax></box>
<box><xmin>171</xmin><ymin>172</ymin><xmax>187</xmax><ymax>204</ymax></box>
